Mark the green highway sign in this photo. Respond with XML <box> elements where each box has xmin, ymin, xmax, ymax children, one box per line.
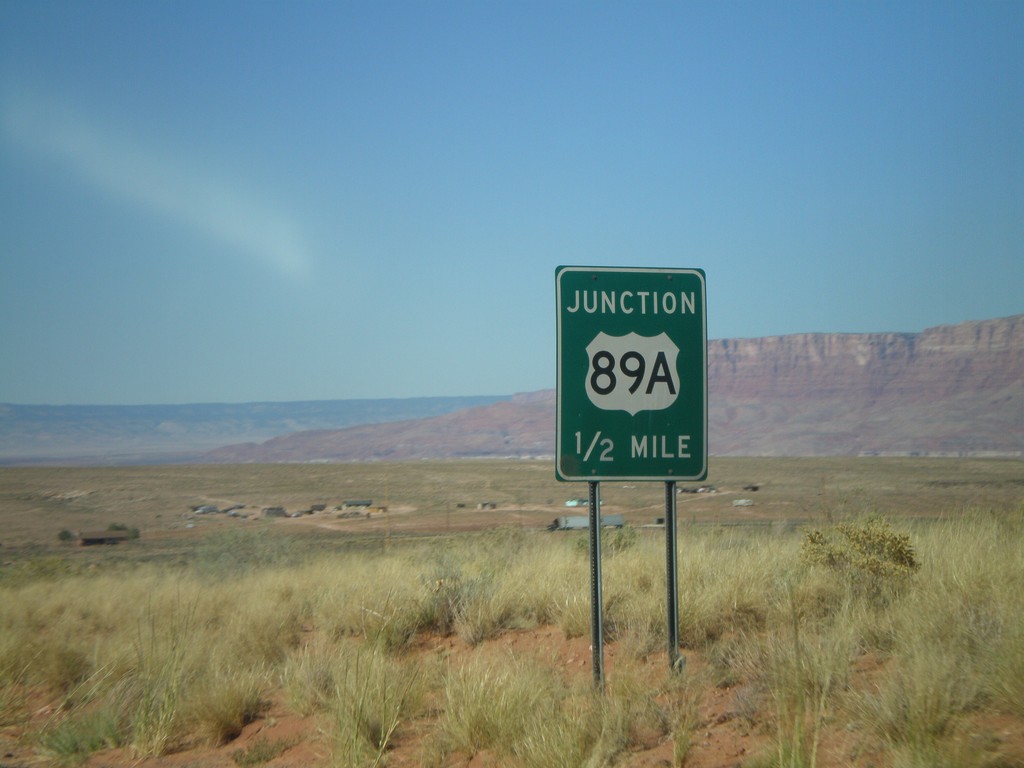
<box><xmin>556</xmin><ymin>266</ymin><xmax>707</xmax><ymax>482</ymax></box>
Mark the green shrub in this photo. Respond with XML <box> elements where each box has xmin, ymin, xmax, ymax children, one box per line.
<box><xmin>126</xmin><ymin>602</ymin><xmax>197</xmax><ymax>756</ymax></box>
<box><xmin>434</xmin><ymin>654</ymin><xmax>568</xmax><ymax>759</ymax></box>
<box><xmin>282</xmin><ymin>648</ymin><xmax>336</xmax><ymax>716</ymax></box>
<box><xmin>37</xmin><ymin>706</ymin><xmax>124</xmax><ymax>765</ymax></box>
<box><xmin>800</xmin><ymin>516</ymin><xmax>919</xmax><ymax>602</ymax></box>
<box><xmin>330</xmin><ymin>644</ymin><xmax>425</xmax><ymax>766</ymax></box>
<box><xmin>185</xmin><ymin>666</ymin><xmax>267</xmax><ymax>745</ymax></box>
<box><xmin>41</xmin><ymin>644</ymin><xmax>93</xmax><ymax>695</ymax></box>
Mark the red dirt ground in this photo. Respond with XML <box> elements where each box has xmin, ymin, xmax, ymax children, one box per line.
<box><xmin>3</xmin><ymin>623</ymin><xmax>1021</xmax><ymax>768</ymax></box>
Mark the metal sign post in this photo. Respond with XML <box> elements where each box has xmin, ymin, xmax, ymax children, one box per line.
<box><xmin>588</xmin><ymin>481</ymin><xmax>604</xmax><ymax>691</ymax></box>
<box><xmin>556</xmin><ymin>266</ymin><xmax>707</xmax><ymax>681</ymax></box>
<box><xmin>665</xmin><ymin>481</ymin><xmax>681</xmax><ymax>670</ymax></box>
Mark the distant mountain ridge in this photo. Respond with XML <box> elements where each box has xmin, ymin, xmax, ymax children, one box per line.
<box><xmin>0</xmin><ymin>396</ymin><xmax>507</xmax><ymax>464</ymax></box>
<box><xmin>203</xmin><ymin>314</ymin><xmax>1023</xmax><ymax>463</ymax></box>
<box><xmin>3</xmin><ymin>315</ymin><xmax>1020</xmax><ymax>464</ymax></box>
<box><xmin>707</xmin><ymin>314</ymin><xmax>1022</xmax><ymax>456</ymax></box>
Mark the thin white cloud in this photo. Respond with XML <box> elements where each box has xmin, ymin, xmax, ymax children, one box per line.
<box><xmin>3</xmin><ymin>91</ymin><xmax>313</xmax><ymax>282</ymax></box>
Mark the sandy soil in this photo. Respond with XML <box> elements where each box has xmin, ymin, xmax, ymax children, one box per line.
<box><xmin>0</xmin><ymin>626</ymin><xmax>761</xmax><ymax>768</ymax></box>
<box><xmin>3</xmin><ymin>621</ymin><xmax>1021</xmax><ymax>768</ymax></box>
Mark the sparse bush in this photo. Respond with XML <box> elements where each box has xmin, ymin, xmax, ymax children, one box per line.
<box><xmin>185</xmin><ymin>666</ymin><xmax>267</xmax><ymax>745</ymax></box>
<box><xmin>40</xmin><ymin>644</ymin><xmax>93</xmax><ymax>695</ymax></box>
<box><xmin>418</xmin><ymin>533</ymin><xmax>581</xmax><ymax>646</ymax></box>
<box><xmin>434</xmin><ymin>653</ymin><xmax>571</xmax><ymax>760</ymax></box>
<box><xmin>801</xmin><ymin>515</ymin><xmax>919</xmax><ymax>602</ymax></box>
<box><xmin>366</xmin><ymin>587</ymin><xmax>429</xmax><ymax>652</ymax></box>
<box><xmin>432</xmin><ymin>654</ymin><xmax>669</xmax><ymax>767</ymax></box>
<box><xmin>126</xmin><ymin>600</ymin><xmax>196</xmax><ymax>757</ymax></box>
<box><xmin>282</xmin><ymin>647</ymin><xmax>336</xmax><ymax>716</ymax></box>
<box><xmin>37</xmin><ymin>706</ymin><xmax>124</xmax><ymax>765</ymax></box>
<box><xmin>453</xmin><ymin>575</ymin><xmax>516</xmax><ymax>645</ymax></box>
<box><xmin>330</xmin><ymin>643</ymin><xmax>425</xmax><ymax>766</ymax></box>
<box><xmin>845</xmin><ymin>508</ymin><xmax>1024</xmax><ymax>763</ymax></box>
<box><xmin>420</xmin><ymin>566</ymin><xmax>464</xmax><ymax>636</ymax></box>
<box><xmin>756</xmin><ymin>586</ymin><xmax>853</xmax><ymax>768</ymax></box>
<box><xmin>310</xmin><ymin>553</ymin><xmax>430</xmax><ymax>652</ymax></box>
<box><xmin>605</xmin><ymin>670</ymin><xmax>672</xmax><ymax>748</ymax></box>
<box><xmin>858</xmin><ymin>639</ymin><xmax>980</xmax><ymax>754</ymax></box>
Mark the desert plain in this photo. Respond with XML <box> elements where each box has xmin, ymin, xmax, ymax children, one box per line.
<box><xmin>0</xmin><ymin>457</ymin><xmax>1022</xmax><ymax>768</ymax></box>
<box><xmin>2</xmin><ymin>456</ymin><xmax>1022</xmax><ymax>549</ymax></box>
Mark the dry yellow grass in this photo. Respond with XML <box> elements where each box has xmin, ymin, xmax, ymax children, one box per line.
<box><xmin>0</xmin><ymin>458</ymin><xmax>1022</xmax><ymax>767</ymax></box>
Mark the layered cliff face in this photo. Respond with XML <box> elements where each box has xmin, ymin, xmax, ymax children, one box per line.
<box><xmin>710</xmin><ymin>315</ymin><xmax>1023</xmax><ymax>401</ymax></box>
<box><xmin>711</xmin><ymin>332</ymin><xmax>913</xmax><ymax>400</ymax></box>
<box><xmin>708</xmin><ymin>315</ymin><xmax>1023</xmax><ymax>455</ymax></box>
<box><xmin>203</xmin><ymin>314</ymin><xmax>1023</xmax><ymax>462</ymax></box>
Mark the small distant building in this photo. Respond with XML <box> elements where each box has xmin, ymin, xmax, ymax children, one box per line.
<box><xmin>679</xmin><ymin>485</ymin><xmax>717</xmax><ymax>494</ymax></box>
<box><xmin>549</xmin><ymin>515</ymin><xmax>589</xmax><ymax>530</ymax></box>
<box><xmin>548</xmin><ymin>514</ymin><xmax>624</xmax><ymax>531</ymax></box>
<box><xmin>78</xmin><ymin>530</ymin><xmax>132</xmax><ymax>546</ymax></box>
<box><xmin>342</xmin><ymin>500</ymin><xmax>373</xmax><ymax>510</ymax></box>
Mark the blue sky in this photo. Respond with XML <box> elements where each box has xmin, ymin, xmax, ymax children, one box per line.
<box><xmin>1</xmin><ymin>1</ymin><xmax>1021</xmax><ymax>405</ymax></box>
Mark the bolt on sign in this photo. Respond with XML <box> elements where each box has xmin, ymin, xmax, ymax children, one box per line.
<box><xmin>556</xmin><ymin>266</ymin><xmax>707</xmax><ymax>482</ymax></box>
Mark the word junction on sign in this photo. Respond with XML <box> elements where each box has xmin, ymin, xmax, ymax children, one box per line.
<box><xmin>556</xmin><ymin>266</ymin><xmax>707</xmax><ymax>482</ymax></box>
<box><xmin>564</xmin><ymin>289</ymin><xmax>698</xmax><ymax>316</ymax></box>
